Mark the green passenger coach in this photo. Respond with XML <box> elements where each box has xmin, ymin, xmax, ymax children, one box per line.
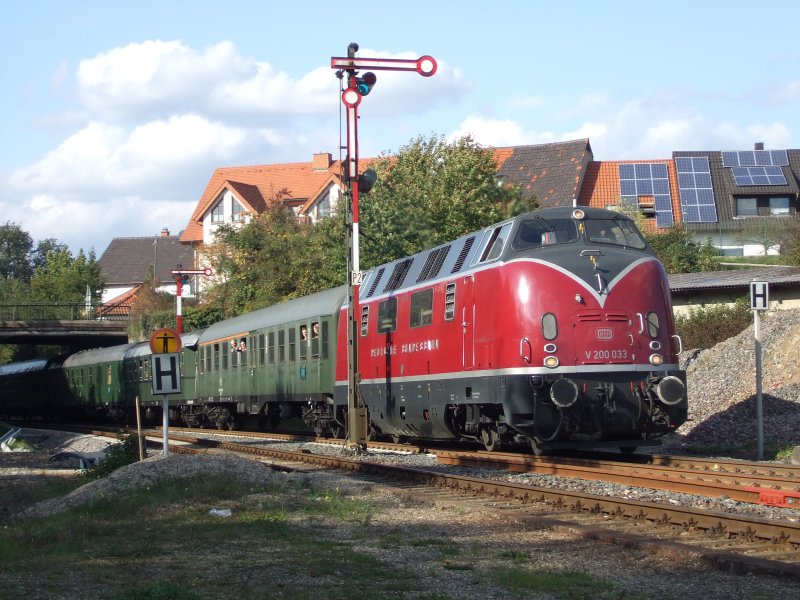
<box><xmin>190</xmin><ymin>286</ymin><xmax>347</xmax><ymax>430</ymax></box>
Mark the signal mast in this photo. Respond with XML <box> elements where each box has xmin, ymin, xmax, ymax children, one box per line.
<box><xmin>331</xmin><ymin>43</ymin><xmax>437</xmax><ymax>450</ymax></box>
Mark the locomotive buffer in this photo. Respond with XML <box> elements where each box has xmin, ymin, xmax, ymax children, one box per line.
<box><xmin>149</xmin><ymin>327</ymin><xmax>182</xmax><ymax>456</ymax></box>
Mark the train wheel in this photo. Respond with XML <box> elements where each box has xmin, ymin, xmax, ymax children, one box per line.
<box><xmin>481</xmin><ymin>429</ymin><xmax>499</xmax><ymax>452</ymax></box>
<box><xmin>529</xmin><ymin>438</ymin><xmax>544</xmax><ymax>456</ymax></box>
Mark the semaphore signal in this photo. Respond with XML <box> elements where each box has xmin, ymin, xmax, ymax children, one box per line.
<box><xmin>331</xmin><ymin>43</ymin><xmax>437</xmax><ymax>451</ymax></box>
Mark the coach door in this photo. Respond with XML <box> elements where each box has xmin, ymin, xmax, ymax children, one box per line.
<box><xmin>461</xmin><ymin>275</ymin><xmax>475</xmax><ymax>369</ymax></box>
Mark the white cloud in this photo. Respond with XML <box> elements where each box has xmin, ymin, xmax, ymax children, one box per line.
<box><xmin>449</xmin><ymin>115</ymin><xmax>558</xmax><ymax>147</ymax></box>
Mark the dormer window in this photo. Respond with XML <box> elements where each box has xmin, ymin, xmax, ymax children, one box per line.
<box><xmin>211</xmin><ymin>201</ymin><xmax>224</xmax><ymax>223</ymax></box>
<box><xmin>232</xmin><ymin>201</ymin><xmax>245</xmax><ymax>222</ymax></box>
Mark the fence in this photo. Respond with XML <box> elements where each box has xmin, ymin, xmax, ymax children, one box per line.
<box><xmin>0</xmin><ymin>302</ymin><xmax>132</xmax><ymax>321</ymax></box>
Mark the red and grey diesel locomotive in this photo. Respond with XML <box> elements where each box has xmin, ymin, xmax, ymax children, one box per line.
<box><xmin>0</xmin><ymin>207</ymin><xmax>687</xmax><ymax>453</ymax></box>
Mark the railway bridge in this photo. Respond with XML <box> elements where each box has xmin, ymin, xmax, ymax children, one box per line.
<box><xmin>0</xmin><ymin>302</ymin><xmax>130</xmax><ymax>350</ymax></box>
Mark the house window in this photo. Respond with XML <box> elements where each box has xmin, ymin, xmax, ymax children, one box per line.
<box><xmin>211</xmin><ymin>201</ymin><xmax>225</xmax><ymax>223</ymax></box>
<box><xmin>232</xmin><ymin>201</ymin><xmax>245</xmax><ymax>222</ymax></box>
<box><xmin>736</xmin><ymin>196</ymin><xmax>791</xmax><ymax>217</ymax></box>
<box><xmin>316</xmin><ymin>196</ymin><xmax>331</xmax><ymax>218</ymax></box>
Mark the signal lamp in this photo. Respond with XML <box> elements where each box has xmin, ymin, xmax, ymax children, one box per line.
<box><xmin>358</xmin><ymin>169</ymin><xmax>377</xmax><ymax>193</ymax></box>
<box><xmin>543</xmin><ymin>355</ymin><xmax>559</xmax><ymax>368</ymax></box>
<box><xmin>649</xmin><ymin>353</ymin><xmax>663</xmax><ymax>366</ymax></box>
<box><xmin>356</xmin><ymin>72</ymin><xmax>377</xmax><ymax>96</ymax></box>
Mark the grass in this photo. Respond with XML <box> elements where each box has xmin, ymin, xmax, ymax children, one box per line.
<box><xmin>0</xmin><ymin>467</ymin><xmax>644</xmax><ymax>599</ymax></box>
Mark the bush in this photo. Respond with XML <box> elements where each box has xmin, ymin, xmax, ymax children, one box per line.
<box><xmin>85</xmin><ymin>434</ymin><xmax>140</xmax><ymax>480</ymax></box>
<box><xmin>674</xmin><ymin>297</ymin><xmax>752</xmax><ymax>350</ymax></box>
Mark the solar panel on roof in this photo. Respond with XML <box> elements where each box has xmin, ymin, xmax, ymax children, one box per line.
<box><xmin>656</xmin><ymin>211</ymin><xmax>674</xmax><ymax>228</ymax></box>
<box><xmin>721</xmin><ymin>149</ymin><xmax>789</xmax><ymax>167</ymax></box>
<box><xmin>730</xmin><ymin>165</ymin><xmax>787</xmax><ymax>186</ymax></box>
<box><xmin>617</xmin><ymin>163</ymin><xmax>674</xmax><ymax>227</ymax></box>
<box><xmin>675</xmin><ymin>155</ymin><xmax>718</xmax><ymax>223</ymax></box>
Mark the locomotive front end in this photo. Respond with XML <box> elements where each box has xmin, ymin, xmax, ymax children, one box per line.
<box><xmin>499</xmin><ymin>207</ymin><xmax>688</xmax><ymax>453</ymax></box>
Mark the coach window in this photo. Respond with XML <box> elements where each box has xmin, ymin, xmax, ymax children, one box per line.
<box><xmin>321</xmin><ymin>321</ymin><xmax>329</xmax><ymax>359</ymax></box>
<box><xmin>444</xmin><ymin>283</ymin><xmax>456</xmax><ymax>321</ymax></box>
<box><xmin>212</xmin><ymin>344</ymin><xmax>218</xmax><ymax>371</ymax></box>
<box><xmin>410</xmin><ymin>288</ymin><xmax>434</xmax><ymax>328</ymax></box>
<box><xmin>268</xmin><ymin>331</ymin><xmax>275</xmax><ymax>365</ymax></box>
<box><xmin>259</xmin><ymin>333</ymin><xmax>266</xmax><ymax>366</ymax></box>
<box><xmin>289</xmin><ymin>327</ymin><xmax>296</xmax><ymax>362</ymax></box>
<box><xmin>206</xmin><ymin>347</ymin><xmax>213</xmax><ymax>373</ymax></box>
<box><xmin>377</xmin><ymin>297</ymin><xmax>398</xmax><ymax>333</ymax></box>
<box><xmin>222</xmin><ymin>342</ymin><xmax>229</xmax><ymax>370</ymax></box>
<box><xmin>542</xmin><ymin>313</ymin><xmax>558</xmax><ymax>340</ymax></box>
<box><xmin>278</xmin><ymin>330</ymin><xmax>285</xmax><ymax>364</ymax></box>
<box><xmin>311</xmin><ymin>321</ymin><xmax>320</xmax><ymax>357</ymax></box>
<box><xmin>300</xmin><ymin>325</ymin><xmax>308</xmax><ymax>359</ymax></box>
<box><xmin>240</xmin><ymin>337</ymin><xmax>248</xmax><ymax>367</ymax></box>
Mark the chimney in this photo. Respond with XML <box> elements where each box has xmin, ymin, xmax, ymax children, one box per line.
<box><xmin>312</xmin><ymin>152</ymin><xmax>332</xmax><ymax>170</ymax></box>
<box><xmin>755</xmin><ymin>142</ymin><xmax>764</xmax><ymax>150</ymax></box>
<box><xmin>160</xmin><ymin>228</ymin><xmax>170</xmax><ymax>237</ymax></box>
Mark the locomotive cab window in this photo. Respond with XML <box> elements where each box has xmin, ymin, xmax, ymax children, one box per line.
<box><xmin>584</xmin><ymin>219</ymin><xmax>646</xmax><ymax>249</ymax></box>
<box><xmin>377</xmin><ymin>297</ymin><xmax>398</xmax><ymax>333</ymax></box>
<box><xmin>513</xmin><ymin>218</ymin><xmax>578</xmax><ymax>249</ymax></box>
<box><xmin>410</xmin><ymin>288</ymin><xmax>434</xmax><ymax>328</ymax></box>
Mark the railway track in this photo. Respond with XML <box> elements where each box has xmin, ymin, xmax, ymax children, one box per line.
<box><xmin>135</xmin><ymin>429</ymin><xmax>800</xmax><ymax>579</ymax></box>
<box><xmin>20</xmin><ymin>424</ymin><xmax>800</xmax><ymax>576</ymax></box>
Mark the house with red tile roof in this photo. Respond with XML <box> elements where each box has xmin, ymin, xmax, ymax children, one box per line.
<box><xmin>179</xmin><ymin>140</ymin><xmax>595</xmax><ymax>258</ymax></box>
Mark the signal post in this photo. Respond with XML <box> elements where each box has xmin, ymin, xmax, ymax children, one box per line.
<box><xmin>170</xmin><ymin>266</ymin><xmax>213</xmax><ymax>333</ymax></box>
<box><xmin>331</xmin><ymin>43</ymin><xmax>436</xmax><ymax>450</ymax></box>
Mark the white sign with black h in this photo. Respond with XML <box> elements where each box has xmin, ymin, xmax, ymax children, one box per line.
<box><xmin>151</xmin><ymin>353</ymin><xmax>181</xmax><ymax>394</ymax></box>
<box><xmin>750</xmin><ymin>281</ymin><xmax>769</xmax><ymax>311</ymax></box>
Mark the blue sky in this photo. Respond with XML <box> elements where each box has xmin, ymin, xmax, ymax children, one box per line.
<box><xmin>2</xmin><ymin>1</ymin><xmax>799</xmax><ymax>255</ymax></box>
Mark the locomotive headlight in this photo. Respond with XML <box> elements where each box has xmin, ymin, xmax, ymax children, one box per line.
<box><xmin>572</xmin><ymin>208</ymin><xmax>586</xmax><ymax>220</ymax></box>
<box><xmin>649</xmin><ymin>353</ymin><xmax>663</xmax><ymax>366</ymax></box>
<box><xmin>544</xmin><ymin>355</ymin><xmax>560</xmax><ymax>368</ymax></box>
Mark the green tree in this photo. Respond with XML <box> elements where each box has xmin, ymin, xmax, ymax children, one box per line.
<box><xmin>735</xmin><ymin>217</ymin><xmax>792</xmax><ymax>256</ymax></box>
<box><xmin>358</xmin><ymin>134</ymin><xmax>523</xmax><ymax>268</ymax></box>
<box><xmin>644</xmin><ymin>226</ymin><xmax>718</xmax><ymax>274</ymax></box>
<box><xmin>127</xmin><ymin>266</ymin><xmax>176</xmax><ymax>341</ymax></box>
<box><xmin>29</xmin><ymin>247</ymin><xmax>104</xmax><ymax>303</ymax></box>
<box><xmin>205</xmin><ymin>192</ymin><xmax>308</xmax><ymax>316</ymax></box>
<box><xmin>0</xmin><ymin>222</ymin><xmax>34</xmax><ymax>282</ymax></box>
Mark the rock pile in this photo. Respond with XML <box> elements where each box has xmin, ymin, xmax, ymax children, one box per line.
<box><xmin>676</xmin><ymin>308</ymin><xmax>800</xmax><ymax>452</ymax></box>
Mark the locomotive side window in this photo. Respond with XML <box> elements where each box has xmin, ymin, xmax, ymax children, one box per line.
<box><xmin>410</xmin><ymin>288</ymin><xmax>434</xmax><ymax>328</ymax></box>
<box><xmin>377</xmin><ymin>297</ymin><xmax>398</xmax><ymax>333</ymax></box>
<box><xmin>479</xmin><ymin>222</ymin><xmax>512</xmax><ymax>262</ymax></box>
<box><xmin>444</xmin><ymin>283</ymin><xmax>456</xmax><ymax>321</ymax></box>
<box><xmin>360</xmin><ymin>306</ymin><xmax>369</xmax><ymax>337</ymax></box>
<box><xmin>542</xmin><ymin>313</ymin><xmax>558</xmax><ymax>340</ymax></box>
<box><xmin>646</xmin><ymin>312</ymin><xmax>660</xmax><ymax>338</ymax></box>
